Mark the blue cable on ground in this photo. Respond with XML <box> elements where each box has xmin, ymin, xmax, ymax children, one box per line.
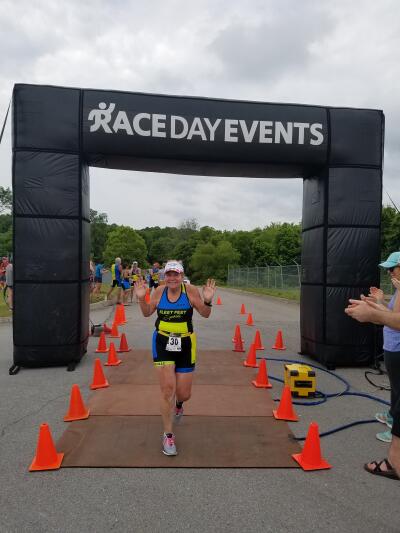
<box><xmin>260</xmin><ymin>355</ymin><xmax>391</xmax><ymax>437</ymax></box>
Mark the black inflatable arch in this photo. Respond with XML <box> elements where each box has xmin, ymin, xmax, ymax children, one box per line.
<box><xmin>12</xmin><ymin>84</ymin><xmax>384</xmax><ymax>369</ymax></box>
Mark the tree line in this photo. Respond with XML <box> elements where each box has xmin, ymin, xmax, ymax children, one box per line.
<box><xmin>1</xmin><ymin>186</ymin><xmax>399</xmax><ymax>283</ymax></box>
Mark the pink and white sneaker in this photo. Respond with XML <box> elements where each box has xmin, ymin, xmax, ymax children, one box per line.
<box><xmin>162</xmin><ymin>433</ymin><xmax>177</xmax><ymax>456</ymax></box>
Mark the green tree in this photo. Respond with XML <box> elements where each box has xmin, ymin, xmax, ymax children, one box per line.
<box><xmin>274</xmin><ymin>223</ymin><xmax>301</xmax><ymax>264</ymax></box>
<box><xmin>191</xmin><ymin>240</ymin><xmax>240</xmax><ymax>283</ymax></box>
<box><xmin>90</xmin><ymin>209</ymin><xmax>112</xmax><ymax>263</ymax></box>
<box><xmin>0</xmin><ymin>186</ymin><xmax>12</xmax><ymax>214</ymax></box>
<box><xmin>381</xmin><ymin>205</ymin><xmax>400</xmax><ymax>259</ymax></box>
<box><xmin>103</xmin><ymin>226</ymin><xmax>147</xmax><ymax>267</ymax></box>
<box><xmin>149</xmin><ymin>237</ymin><xmax>177</xmax><ymax>263</ymax></box>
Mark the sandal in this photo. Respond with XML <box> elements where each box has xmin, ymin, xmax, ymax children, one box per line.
<box><xmin>364</xmin><ymin>459</ymin><xmax>400</xmax><ymax>480</ymax></box>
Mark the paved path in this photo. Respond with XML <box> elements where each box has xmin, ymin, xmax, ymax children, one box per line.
<box><xmin>0</xmin><ymin>288</ymin><xmax>396</xmax><ymax>533</ymax></box>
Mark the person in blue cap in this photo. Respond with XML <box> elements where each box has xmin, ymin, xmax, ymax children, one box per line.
<box><xmin>346</xmin><ymin>251</ymin><xmax>400</xmax><ymax>480</ymax></box>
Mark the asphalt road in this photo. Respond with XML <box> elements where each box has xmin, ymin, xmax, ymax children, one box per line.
<box><xmin>0</xmin><ymin>288</ymin><xmax>397</xmax><ymax>533</ymax></box>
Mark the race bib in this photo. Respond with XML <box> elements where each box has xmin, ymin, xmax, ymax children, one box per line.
<box><xmin>166</xmin><ymin>336</ymin><xmax>182</xmax><ymax>352</ymax></box>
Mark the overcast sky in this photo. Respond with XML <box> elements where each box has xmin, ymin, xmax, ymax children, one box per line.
<box><xmin>0</xmin><ymin>0</ymin><xmax>398</xmax><ymax>230</ymax></box>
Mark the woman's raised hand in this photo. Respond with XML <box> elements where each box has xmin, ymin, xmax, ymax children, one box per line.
<box><xmin>202</xmin><ymin>278</ymin><xmax>216</xmax><ymax>303</ymax></box>
<box><xmin>133</xmin><ymin>277</ymin><xmax>147</xmax><ymax>300</ymax></box>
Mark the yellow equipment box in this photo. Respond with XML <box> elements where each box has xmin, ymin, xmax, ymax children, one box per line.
<box><xmin>284</xmin><ymin>364</ymin><xmax>316</xmax><ymax>397</ymax></box>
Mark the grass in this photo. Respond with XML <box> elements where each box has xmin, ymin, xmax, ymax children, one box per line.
<box><xmin>0</xmin><ymin>284</ymin><xmax>113</xmax><ymax>318</ymax></box>
<box><xmin>225</xmin><ymin>285</ymin><xmax>300</xmax><ymax>302</ymax></box>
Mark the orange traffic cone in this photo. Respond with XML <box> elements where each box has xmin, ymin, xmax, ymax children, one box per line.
<box><xmin>64</xmin><ymin>384</ymin><xmax>90</xmax><ymax>421</ymax></box>
<box><xmin>272</xmin><ymin>330</ymin><xmax>286</xmax><ymax>350</ymax></box>
<box><xmin>110</xmin><ymin>321</ymin><xmax>121</xmax><ymax>338</ymax></box>
<box><xmin>246</xmin><ymin>313</ymin><xmax>254</xmax><ymax>326</ymax></box>
<box><xmin>95</xmin><ymin>332</ymin><xmax>108</xmax><ymax>353</ymax></box>
<box><xmin>29</xmin><ymin>423</ymin><xmax>64</xmax><ymax>471</ymax></box>
<box><xmin>90</xmin><ymin>358</ymin><xmax>109</xmax><ymax>389</ymax></box>
<box><xmin>117</xmin><ymin>333</ymin><xmax>132</xmax><ymax>353</ymax></box>
<box><xmin>119</xmin><ymin>303</ymin><xmax>127</xmax><ymax>324</ymax></box>
<box><xmin>145</xmin><ymin>288</ymin><xmax>150</xmax><ymax>304</ymax></box>
<box><xmin>103</xmin><ymin>323</ymin><xmax>112</xmax><ymax>334</ymax></box>
<box><xmin>105</xmin><ymin>342</ymin><xmax>122</xmax><ymax>366</ymax></box>
<box><xmin>216</xmin><ymin>296</ymin><xmax>222</xmax><ymax>305</ymax></box>
<box><xmin>273</xmin><ymin>385</ymin><xmax>298</xmax><ymax>421</ymax></box>
<box><xmin>292</xmin><ymin>422</ymin><xmax>331</xmax><ymax>471</ymax></box>
<box><xmin>232</xmin><ymin>324</ymin><xmax>242</xmax><ymax>342</ymax></box>
<box><xmin>114</xmin><ymin>304</ymin><xmax>126</xmax><ymax>326</ymax></box>
<box><xmin>240</xmin><ymin>303</ymin><xmax>246</xmax><ymax>315</ymax></box>
<box><xmin>253</xmin><ymin>329</ymin><xmax>265</xmax><ymax>350</ymax></box>
<box><xmin>252</xmin><ymin>359</ymin><xmax>272</xmax><ymax>388</ymax></box>
<box><xmin>233</xmin><ymin>335</ymin><xmax>245</xmax><ymax>352</ymax></box>
<box><xmin>243</xmin><ymin>343</ymin><xmax>259</xmax><ymax>368</ymax></box>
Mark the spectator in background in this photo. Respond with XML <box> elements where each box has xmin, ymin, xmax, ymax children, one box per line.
<box><xmin>0</xmin><ymin>257</ymin><xmax>8</xmax><ymax>289</ymax></box>
<box><xmin>149</xmin><ymin>262</ymin><xmax>160</xmax><ymax>293</ymax></box>
<box><xmin>5</xmin><ymin>260</ymin><xmax>13</xmax><ymax>310</ymax></box>
<box><xmin>92</xmin><ymin>262</ymin><xmax>108</xmax><ymax>295</ymax></box>
<box><xmin>107</xmin><ymin>257</ymin><xmax>122</xmax><ymax>303</ymax></box>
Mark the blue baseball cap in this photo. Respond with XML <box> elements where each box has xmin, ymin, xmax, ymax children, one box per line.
<box><xmin>379</xmin><ymin>251</ymin><xmax>400</xmax><ymax>269</ymax></box>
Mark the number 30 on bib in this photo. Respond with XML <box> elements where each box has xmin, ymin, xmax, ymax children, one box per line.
<box><xmin>166</xmin><ymin>336</ymin><xmax>182</xmax><ymax>352</ymax></box>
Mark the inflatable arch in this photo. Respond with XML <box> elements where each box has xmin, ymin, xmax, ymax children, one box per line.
<box><xmin>11</xmin><ymin>84</ymin><xmax>384</xmax><ymax>370</ymax></box>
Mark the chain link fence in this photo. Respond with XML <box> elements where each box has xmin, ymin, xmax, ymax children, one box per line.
<box><xmin>227</xmin><ymin>265</ymin><xmax>301</xmax><ymax>289</ymax></box>
<box><xmin>227</xmin><ymin>264</ymin><xmax>395</xmax><ymax>295</ymax></box>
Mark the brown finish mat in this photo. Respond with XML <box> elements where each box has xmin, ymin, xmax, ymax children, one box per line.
<box><xmin>88</xmin><ymin>384</ymin><xmax>275</xmax><ymax>417</ymax></box>
<box><xmin>58</xmin><ymin>416</ymin><xmax>301</xmax><ymax>468</ymax></box>
<box><xmin>99</xmin><ymin>349</ymin><xmax>262</xmax><ymax>386</ymax></box>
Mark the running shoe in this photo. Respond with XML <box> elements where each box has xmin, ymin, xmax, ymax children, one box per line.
<box><xmin>162</xmin><ymin>433</ymin><xmax>177</xmax><ymax>456</ymax></box>
<box><xmin>175</xmin><ymin>405</ymin><xmax>184</xmax><ymax>421</ymax></box>
<box><xmin>376</xmin><ymin>429</ymin><xmax>392</xmax><ymax>443</ymax></box>
<box><xmin>375</xmin><ymin>411</ymin><xmax>393</xmax><ymax>428</ymax></box>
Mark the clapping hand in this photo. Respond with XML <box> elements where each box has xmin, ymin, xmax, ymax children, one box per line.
<box><xmin>203</xmin><ymin>278</ymin><xmax>216</xmax><ymax>303</ymax></box>
<box><xmin>368</xmin><ymin>286</ymin><xmax>384</xmax><ymax>303</ymax></box>
<box><xmin>392</xmin><ymin>277</ymin><xmax>400</xmax><ymax>291</ymax></box>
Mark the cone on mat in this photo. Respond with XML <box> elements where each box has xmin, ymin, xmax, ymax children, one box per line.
<box><xmin>105</xmin><ymin>342</ymin><xmax>122</xmax><ymax>366</ymax></box>
<box><xmin>95</xmin><ymin>331</ymin><xmax>108</xmax><ymax>353</ymax></box>
<box><xmin>216</xmin><ymin>296</ymin><xmax>222</xmax><ymax>305</ymax></box>
<box><xmin>29</xmin><ymin>423</ymin><xmax>64</xmax><ymax>471</ymax></box>
<box><xmin>64</xmin><ymin>384</ymin><xmax>90</xmax><ymax>421</ymax></box>
<box><xmin>110</xmin><ymin>321</ymin><xmax>121</xmax><ymax>338</ymax></box>
<box><xmin>272</xmin><ymin>329</ymin><xmax>286</xmax><ymax>350</ymax></box>
<box><xmin>117</xmin><ymin>332</ymin><xmax>132</xmax><ymax>353</ymax></box>
<box><xmin>103</xmin><ymin>323</ymin><xmax>112</xmax><ymax>334</ymax></box>
<box><xmin>240</xmin><ymin>303</ymin><xmax>246</xmax><ymax>315</ymax></box>
<box><xmin>252</xmin><ymin>359</ymin><xmax>272</xmax><ymax>388</ymax></box>
<box><xmin>253</xmin><ymin>329</ymin><xmax>265</xmax><ymax>350</ymax></box>
<box><xmin>243</xmin><ymin>343</ymin><xmax>258</xmax><ymax>368</ymax></box>
<box><xmin>292</xmin><ymin>422</ymin><xmax>332</xmax><ymax>471</ymax></box>
<box><xmin>273</xmin><ymin>385</ymin><xmax>298</xmax><ymax>421</ymax></box>
<box><xmin>90</xmin><ymin>358</ymin><xmax>109</xmax><ymax>389</ymax></box>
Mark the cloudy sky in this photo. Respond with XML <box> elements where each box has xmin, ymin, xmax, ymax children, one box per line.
<box><xmin>0</xmin><ymin>0</ymin><xmax>398</xmax><ymax>230</ymax></box>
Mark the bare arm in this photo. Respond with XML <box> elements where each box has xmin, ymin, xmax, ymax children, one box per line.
<box><xmin>345</xmin><ymin>299</ymin><xmax>400</xmax><ymax>328</ymax></box>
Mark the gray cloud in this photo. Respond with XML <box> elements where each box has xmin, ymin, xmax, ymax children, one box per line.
<box><xmin>0</xmin><ymin>0</ymin><xmax>399</xmax><ymax>228</ymax></box>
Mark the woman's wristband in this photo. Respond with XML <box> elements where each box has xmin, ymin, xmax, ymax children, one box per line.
<box><xmin>204</xmin><ymin>300</ymin><xmax>212</xmax><ymax>307</ymax></box>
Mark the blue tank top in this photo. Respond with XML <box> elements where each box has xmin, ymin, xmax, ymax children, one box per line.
<box><xmin>155</xmin><ymin>284</ymin><xmax>193</xmax><ymax>334</ymax></box>
<box><xmin>115</xmin><ymin>263</ymin><xmax>121</xmax><ymax>281</ymax></box>
<box><xmin>95</xmin><ymin>264</ymin><xmax>103</xmax><ymax>277</ymax></box>
<box><xmin>383</xmin><ymin>290</ymin><xmax>400</xmax><ymax>352</ymax></box>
